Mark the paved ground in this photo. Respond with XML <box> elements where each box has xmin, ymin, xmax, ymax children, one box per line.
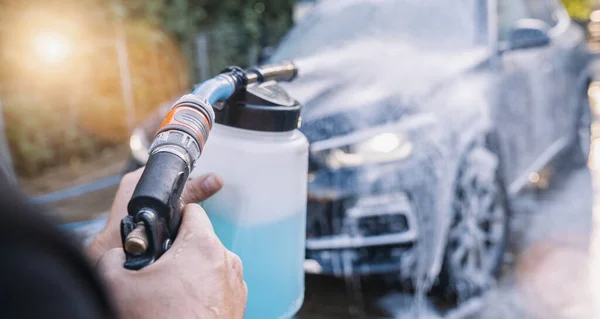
<box><xmin>20</xmin><ymin>145</ymin><xmax>128</xmax><ymax>222</ymax></box>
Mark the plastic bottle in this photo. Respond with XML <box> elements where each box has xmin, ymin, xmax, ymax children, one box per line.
<box><xmin>190</xmin><ymin>81</ymin><xmax>308</xmax><ymax>319</ymax></box>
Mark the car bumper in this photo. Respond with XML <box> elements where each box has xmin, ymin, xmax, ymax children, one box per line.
<box><xmin>305</xmin><ymin>192</ymin><xmax>419</xmax><ymax>277</ymax></box>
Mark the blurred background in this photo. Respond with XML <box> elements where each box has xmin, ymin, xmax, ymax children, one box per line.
<box><xmin>0</xmin><ymin>0</ymin><xmax>293</xmax><ymax>180</ymax></box>
<box><xmin>0</xmin><ymin>0</ymin><xmax>295</xmax><ymax>219</ymax></box>
<box><xmin>2</xmin><ymin>0</ymin><xmax>600</xmax><ymax>318</ymax></box>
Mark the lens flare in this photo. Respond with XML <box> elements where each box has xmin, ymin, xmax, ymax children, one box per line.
<box><xmin>33</xmin><ymin>31</ymin><xmax>71</xmax><ymax>63</ymax></box>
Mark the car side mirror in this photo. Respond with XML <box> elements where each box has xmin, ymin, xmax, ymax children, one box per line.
<box><xmin>507</xmin><ymin>19</ymin><xmax>551</xmax><ymax>51</ymax></box>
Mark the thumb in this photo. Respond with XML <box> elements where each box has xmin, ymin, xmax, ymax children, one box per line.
<box><xmin>182</xmin><ymin>174</ymin><xmax>223</xmax><ymax>204</ymax></box>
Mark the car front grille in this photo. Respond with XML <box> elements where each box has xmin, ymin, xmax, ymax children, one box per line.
<box><xmin>306</xmin><ymin>192</ymin><xmax>418</xmax><ymax>250</ymax></box>
<box><xmin>356</xmin><ymin>213</ymin><xmax>410</xmax><ymax>237</ymax></box>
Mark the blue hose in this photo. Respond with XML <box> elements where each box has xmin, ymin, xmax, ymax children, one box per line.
<box><xmin>192</xmin><ymin>74</ymin><xmax>236</xmax><ymax>105</ymax></box>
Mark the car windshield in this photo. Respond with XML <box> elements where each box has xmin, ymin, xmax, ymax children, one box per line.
<box><xmin>272</xmin><ymin>0</ymin><xmax>486</xmax><ymax>61</ymax></box>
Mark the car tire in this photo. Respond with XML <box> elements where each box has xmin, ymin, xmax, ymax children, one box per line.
<box><xmin>572</xmin><ymin>89</ymin><xmax>591</xmax><ymax>166</ymax></box>
<box><xmin>436</xmin><ymin>136</ymin><xmax>510</xmax><ymax>304</ymax></box>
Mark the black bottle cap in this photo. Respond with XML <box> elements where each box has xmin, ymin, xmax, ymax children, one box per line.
<box><xmin>214</xmin><ymin>81</ymin><xmax>302</xmax><ymax>132</ymax></box>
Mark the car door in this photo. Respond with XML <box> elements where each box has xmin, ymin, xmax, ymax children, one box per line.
<box><xmin>494</xmin><ymin>0</ymin><xmax>587</xmax><ymax>191</ymax></box>
<box><xmin>526</xmin><ymin>0</ymin><xmax>588</xmax><ymax>149</ymax></box>
<box><xmin>495</xmin><ymin>0</ymin><xmax>552</xmax><ymax>188</ymax></box>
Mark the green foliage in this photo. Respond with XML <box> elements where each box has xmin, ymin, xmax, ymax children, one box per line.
<box><xmin>562</xmin><ymin>0</ymin><xmax>594</xmax><ymax>22</ymax></box>
<box><xmin>1</xmin><ymin>89</ymin><xmax>108</xmax><ymax>176</ymax></box>
<box><xmin>114</xmin><ymin>0</ymin><xmax>295</xmax><ymax>79</ymax></box>
<box><xmin>80</xmin><ymin>0</ymin><xmax>295</xmax><ymax>79</ymax></box>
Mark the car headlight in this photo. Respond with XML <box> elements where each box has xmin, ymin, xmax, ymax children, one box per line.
<box><xmin>129</xmin><ymin>129</ymin><xmax>150</xmax><ymax>165</ymax></box>
<box><xmin>312</xmin><ymin>132</ymin><xmax>413</xmax><ymax>169</ymax></box>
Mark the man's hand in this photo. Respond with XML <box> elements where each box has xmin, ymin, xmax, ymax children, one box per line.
<box><xmin>98</xmin><ymin>204</ymin><xmax>247</xmax><ymax>319</ymax></box>
<box><xmin>88</xmin><ymin>168</ymin><xmax>223</xmax><ymax>264</ymax></box>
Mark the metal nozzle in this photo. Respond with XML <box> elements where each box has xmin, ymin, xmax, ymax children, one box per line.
<box><xmin>124</xmin><ymin>223</ymin><xmax>148</xmax><ymax>255</ymax></box>
<box><xmin>247</xmin><ymin>61</ymin><xmax>298</xmax><ymax>85</ymax></box>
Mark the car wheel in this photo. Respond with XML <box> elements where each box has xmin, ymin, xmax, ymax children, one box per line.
<box><xmin>573</xmin><ymin>90</ymin><xmax>591</xmax><ymax>166</ymax></box>
<box><xmin>438</xmin><ymin>141</ymin><xmax>509</xmax><ymax>303</ymax></box>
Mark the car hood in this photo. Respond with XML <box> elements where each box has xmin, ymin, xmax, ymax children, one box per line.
<box><xmin>278</xmin><ymin>38</ymin><xmax>490</xmax><ymax>142</ymax></box>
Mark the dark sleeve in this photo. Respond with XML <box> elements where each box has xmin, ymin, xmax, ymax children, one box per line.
<box><xmin>0</xmin><ymin>176</ymin><xmax>116</xmax><ymax>319</ymax></box>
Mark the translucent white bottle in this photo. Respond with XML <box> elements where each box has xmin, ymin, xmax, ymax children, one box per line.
<box><xmin>191</xmin><ymin>82</ymin><xmax>308</xmax><ymax>319</ymax></box>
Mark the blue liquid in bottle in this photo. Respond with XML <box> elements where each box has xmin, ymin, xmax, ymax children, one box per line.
<box><xmin>206</xmin><ymin>208</ymin><xmax>306</xmax><ymax>319</ymax></box>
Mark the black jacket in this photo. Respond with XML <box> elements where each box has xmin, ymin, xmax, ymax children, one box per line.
<box><xmin>0</xmin><ymin>175</ymin><xmax>116</xmax><ymax>318</ymax></box>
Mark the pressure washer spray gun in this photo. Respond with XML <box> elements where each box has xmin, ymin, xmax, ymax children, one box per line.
<box><xmin>120</xmin><ymin>62</ymin><xmax>298</xmax><ymax>270</ymax></box>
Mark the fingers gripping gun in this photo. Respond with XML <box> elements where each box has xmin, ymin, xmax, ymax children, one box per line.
<box><xmin>120</xmin><ymin>62</ymin><xmax>298</xmax><ymax>270</ymax></box>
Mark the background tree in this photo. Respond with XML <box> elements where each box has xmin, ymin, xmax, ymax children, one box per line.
<box><xmin>0</xmin><ymin>0</ymin><xmax>294</xmax><ymax>176</ymax></box>
<box><xmin>115</xmin><ymin>0</ymin><xmax>294</xmax><ymax>79</ymax></box>
<box><xmin>562</xmin><ymin>0</ymin><xmax>594</xmax><ymax>22</ymax></box>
